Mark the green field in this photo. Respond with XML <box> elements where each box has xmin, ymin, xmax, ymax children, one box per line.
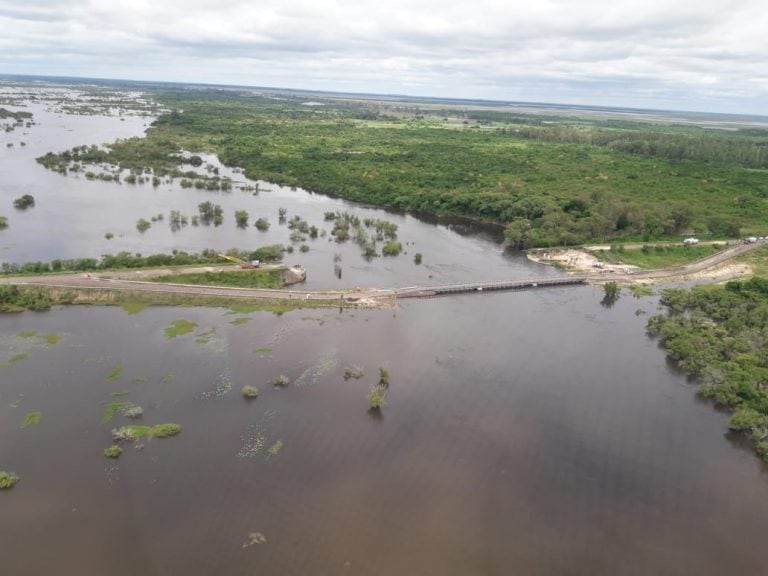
<box><xmin>36</xmin><ymin>89</ymin><xmax>768</xmax><ymax>248</ymax></box>
<box><xmin>597</xmin><ymin>243</ymin><xmax>725</xmax><ymax>269</ymax></box>
<box><xmin>149</xmin><ymin>269</ymin><xmax>284</xmax><ymax>290</ymax></box>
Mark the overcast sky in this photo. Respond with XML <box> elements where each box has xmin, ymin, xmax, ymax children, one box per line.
<box><xmin>1</xmin><ymin>0</ymin><xmax>765</xmax><ymax>114</ymax></box>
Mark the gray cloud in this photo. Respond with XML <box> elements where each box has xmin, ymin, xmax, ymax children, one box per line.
<box><xmin>0</xmin><ymin>0</ymin><xmax>765</xmax><ymax>114</ymax></box>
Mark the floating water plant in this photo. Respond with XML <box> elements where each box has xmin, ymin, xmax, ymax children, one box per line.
<box><xmin>0</xmin><ymin>471</ymin><xmax>20</xmax><ymax>489</ymax></box>
<box><xmin>21</xmin><ymin>411</ymin><xmax>42</xmax><ymax>428</ymax></box>
<box><xmin>242</xmin><ymin>385</ymin><xmax>259</xmax><ymax>398</ymax></box>
<box><xmin>103</xmin><ymin>445</ymin><xmax>123</xmax><ymax>459</ymax></box>
<box><xmin>164</xmin><ymin>320</ymin><xmax>197</xmax><ymax>339</ymax></box>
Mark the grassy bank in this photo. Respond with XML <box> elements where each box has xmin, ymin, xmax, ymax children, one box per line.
<box><xmin>148</xmin><ymin>269</ymin><xmax>284</xmax><ymax>289</ymax></box>
<box><xmin>596</xmin><ymin>243</ymin><xmax>725</xmax><ymax>269</ymax></box>
<box><xmin>0</xmin><ymin>285</ymin><xmax>362</xmax><ymax>314</ymax></box>
<box><xmin>647</xmin><ymin>277</ymin><xmax>768</xmax><ymax>462</ymax></box>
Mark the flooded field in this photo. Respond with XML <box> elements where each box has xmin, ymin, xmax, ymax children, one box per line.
<box><xmin>2</xmin><ymin>84</ymin><xmax>768</xmax><ymax>575</ymax></box>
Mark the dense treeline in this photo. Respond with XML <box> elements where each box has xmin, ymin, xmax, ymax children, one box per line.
<box><xmin>36</xmin><ymin>88</ymin><xmax>768</xmax><ymax>247</ymax></box>
<box><xmin>647</xmin><ymin>277</ymin><xmax>768</xmax><ymax>461</ymax></box>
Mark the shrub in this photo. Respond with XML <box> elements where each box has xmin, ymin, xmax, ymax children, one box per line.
<box><xmin>254</xmin><ymin>217</ymin><xmax>270</xmax><ymax>231</ymax></box>
<box><xmin>378</xmin><ymin>366</ymin><xmax>390</xmax><ymax>387</ymax></box>
<box><xmin>343</xmin><ymin>366</ymin><xmax>365</xmax><ymax>380</ymax></box>
<box><xmin>103</xmin><ymin>445</ymin><xmax>123</xmax><ymax>459</ymax></box>
<box><xmin>299</xmin><ymin>244</ymin><xmax>310</xmax><ymax>253</ymax></box>
<box><xmin>235</xmin><ymin>210</ymin><xmax>249</xmax><ymax>228</ymax></box>
<box><xmin>0</xmin><ymin>216</ymin><xmax>8</xmax><ymax>230</ymax></box>
<box><xmin>273</xmin><ymin>374</ymin><xmax>290</xmax><ymax>387</ymax></box>
<box><xmin>367</xmin><ymin>385</ymin><xmax>387</xmax><ymax>410</ymax></box>
<box><xmin>242</xmin><ymin>385</ymin><xmax>259</xmax><ymax>398</ymax></box>
<box><xmin>136</xmin><ymin>218</ymin><xmax>151</xmax><ymax>232</ymax></box>
<box><xmin>104</xmin><ymin>231</ymin><xmax>114</xmax><ymax>240</ymax></box>
<box><xmin>0</xmin><ymin>471</ymin><xmax>20</xmax><ymax>489</ymax></box>
<box><xmin>414</xmin><ymin>253</ymin><xmax>422</xmax><ymax>265</ymax></box>
<box><xmin>13</xmin><ymin>194</ymin><xmax>35</xmax><ymax>209</ymax></box>
<box><xmin>382</xmin><ymin>241</ymin><xmax>403</xmax><ymax>256</ymax></box>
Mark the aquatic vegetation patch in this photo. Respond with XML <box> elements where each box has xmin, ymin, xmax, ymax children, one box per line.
<box><xmin>242</xmin><ymin>385</ymin><xmax>259</xmax><ymax>398</ymax></box>
<box><xmin>230</xmin><ymin>317</ymin><xmax>251</xmax><ymax>326</ymax></box>
<box><xmin>103</xmin><ymin>445</ymin><xmax>123</xmax><ymax>459</ymax></box>
<box><xmin>105</xmin><ymin>363</ymin><xmax>124</xmax><ymax>382</ymax></box>
<box><xmin>164</xmin><ymin>319</ymin><xmax>197</xmax><ymax>339</ymax></box>
<box><xmin>16</xmin><ymin>331</ymin><xmax>37</xmax><ymax>338</ymax></box>
<box><xmin>343</xmin><ymin>365</ymin><xmax>365</xmax><ymax>380</ymax></box>
<box><xmin>273</xmin><ymin>374</ymin><xmax>290</xmax><ymax>387</ymax></box>
<box><xmin>194</xmin><ymin>327</ymin><xmax>217</xmax><ymax>344</ymax></box>
<box><xmin>112</xmin><ymin>423</ymin><xmax>182</xmax><ymax>440</ymax></box>
<box><xmin>0</xmin><ymin>471</ymin><xmax>20</xmax><ymax>489</ymax></box>
<box><xmin>21</xmin><ymin>411</ymin><xmax>42</xmax><ymax>428</ymax></box>
<box><xmin>101</xmin><ymin>402</ymin><xmax>134</xmax><ymax>423</ymax></box>
<box><xmin>267</xmin><ymin>440</ymin><xmax>283</xmax><ymax>458</ymax></box>
<box><xmin>42</xmin><ymin>333</ymin><xmax>61</xmax><ymax>345</ymax></box>
<box><xmin>628</xmin><ymin>284</ymin><xmax>655</xmax><ymax>298</ymax></box>
<box><xmin>161</xmin><ymin>372</ymin><xmax>175</xmax><ymax>383</ymax></box>
<box><xmin>253</xmin><ymin>347</ymin><xmax>272</xmax><ymax>354</ymax></box>
<box><xmin>1</xmin><ymin>352</ymin><xmax>29</xmax><ymax>368</ymax></box>
<box><xmin>119</xmin><ymin>301</ymin><xmax>148</xmax><ymax>315</ymax></box>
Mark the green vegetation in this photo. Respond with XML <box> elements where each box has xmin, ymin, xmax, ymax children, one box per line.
<box><xmin>234</xmin><ymin>210</ymin><xmax>249</xmax><ymax>228</ymax></box>
<box><xmin>267</xmin><ymin>439</ymin><xmax>283</xmax><ymax>458</ymax></box>
<box><xmin>0</xmin><ymin>471</ymin><xmax>20</xmax><ymax>489</ymax></box>
<box><xmin>242</xmin><ymin>385</ymin><xmax>259</xmax><ymax>398</ymax></box>
<box><xmin>136</xmin><ymin>218</ymin><xmax>151</xmax><ymax>232</ymax></box>
<box><xmin>164</xmin><ymin>319</ymin><xmax>197</xmax><ymax>339</ymax></box>
<box><xmin>17</xmin><ymin>331</ymin><xmax>37</xmax><ymax>338</ymax></box>
<box><xmin>112</xmin><ymin>423</ymin><xmax>182</xmax><ymax>440</ymax></box>
<box><xmin>254</xmin><ymin>217</ymin><xmax>270</xmax><ymax>231</ymax></box>
<box><xmin>343</xmin><ymin>365</ymin><xmax>365</xmax><ymax>380</ymax></box>
<box><xmin>230</xmin><ymin>317</ymin><xmax>250</xmax><ymax>326</ymax></box>
<box><xmin>21</xmin><ymin>411</ymin><xmax>42</xmax><ymax>428</ymax></box>
<box><xmin>119</xmin><ymin>301</ymin><xmax>148</xmax><ymax>315</ymax></box>
<box><xmin>414</xmin><ymin>253</ymin><xmax>423</xmax><ymax>265</ymax></box>
<box><xmin>101</xmin><ymin>401</ymin><xmax>133</xmax><ymax>423</ymax></box>
<box><xmin>0</xmin><ymin>216</ymin><xmax>8</xmax><ymax>230</ymax></box>
<box><xmin>103</xmin><ymin>445</ymin><xmax>123</xmax><ymax>459</ymax></box>
<box><xmin>382</xmin><ymin>241</ymin><xmax>403</xmax><ymax>256</ymax></box>
<box><xmin>0</xmin><ymin>285</ymin><xmax>53</xmax><ymax>312</ymax></box>
<box><xmin>105</xmin><ymin>363</ymin><xmax>124</xmax><ymax>382</ymax></box>
<box><xmin>647</xmin><ymin>277</ymin><xmax>768</xmax><ymax>461</ymax></box>
<box><xmin>367</xmin><ymin>385</ymin><xmax>387</xmax><ymax>410</ymax></box>
<box><xmin>628</xmin><ymin>284</ymin><xmax>654</xmax><ymax>298</ymax></box>
<box><xmin>104</xmin><ymin>231</ymin><xmax>114</xmax><ymax>240</ymax></box>
<box><xmin>737</xmin><ymin>245</ymin><xmax>768</xmax><ymax>276</ymax></box>
<box><xmin>253</xmin><ymin>347</ymin><xmax>273</xmax><ymax>354</ymax></box>
<box><xmin>35</xmin><ymin>89</ymin><xmax>768</xmax><ymax>248</ymax></box>
<box><xmin>598</xmin><ymin>243</ymin><xmax>724</xmax><ymax>269</ymax></box>
<box><xmin>1</xmin><ymin>352</ymin><xmax>30</xmax><ymax>367</ymax></box>
<box><xmin>378</xmin><ymin>366</ymin><xmax>390</xmax><ymax>387</ymax></box>
<box><xmin>150</xmin><ymin>269</ymin><xmax>284</xmax><ymax>289</ymax></box>
<box><xmin>13</xmin><ymin>194</ymin><xmax>35</xmax><ymax>210</ymax></box>
<box><xmin>273</xmin><ymin>374</ymin><xmax>290</xmax><ymax>387</ymax></box>
<box><xmin>161</xmin><ymin>372</ymin><xmax>175</xmax><ymax>383</ymax></box>
<box><xmin>43</xmin><ymin>333</ymin><xmax>61</xmax><ymax>345</ymax></box>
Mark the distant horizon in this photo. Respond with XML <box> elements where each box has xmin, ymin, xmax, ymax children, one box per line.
<box><xmin>3</xmin><ymin>72</ymin><xmax>767</xmax><ymax>123</ymax></box>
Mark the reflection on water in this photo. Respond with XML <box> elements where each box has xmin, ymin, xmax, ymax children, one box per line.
<box><xmin>1</xmin><ymin>288</ymin><xmax>768</xmax><ymax>575</ymax></box>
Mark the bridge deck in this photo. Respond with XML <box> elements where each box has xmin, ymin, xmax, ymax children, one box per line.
<box><xmin>395</xmin><ymin>276</ymin><xmax>587</xmax><ymax>298</ymax></box>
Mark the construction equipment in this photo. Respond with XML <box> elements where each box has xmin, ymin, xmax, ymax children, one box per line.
<box><xmin>218</xmin><ymin>253</ymin><xmax>260</xmax><ymax>269</ymax></box>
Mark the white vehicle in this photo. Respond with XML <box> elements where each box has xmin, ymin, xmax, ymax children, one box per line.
<box><xmin>683</xmin><ymin>237</ymin><xmax>699</xmax><ymax>245</ymax></box>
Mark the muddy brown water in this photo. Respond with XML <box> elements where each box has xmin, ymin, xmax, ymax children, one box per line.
<box><xmin>2</xmin><ymin>86</ymin><xmax>768</xmax><ymax>575</ymax></box>
<box><xmin>1</xmin><ymin>288</ymin><xmax>768</xmax><ymax>575</ymax></box>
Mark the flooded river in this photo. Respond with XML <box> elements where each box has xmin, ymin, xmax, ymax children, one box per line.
<box><xmin>1</xmin><ymin>85</ymin><xmax>768</xmax><ymax>575</ymax></box>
